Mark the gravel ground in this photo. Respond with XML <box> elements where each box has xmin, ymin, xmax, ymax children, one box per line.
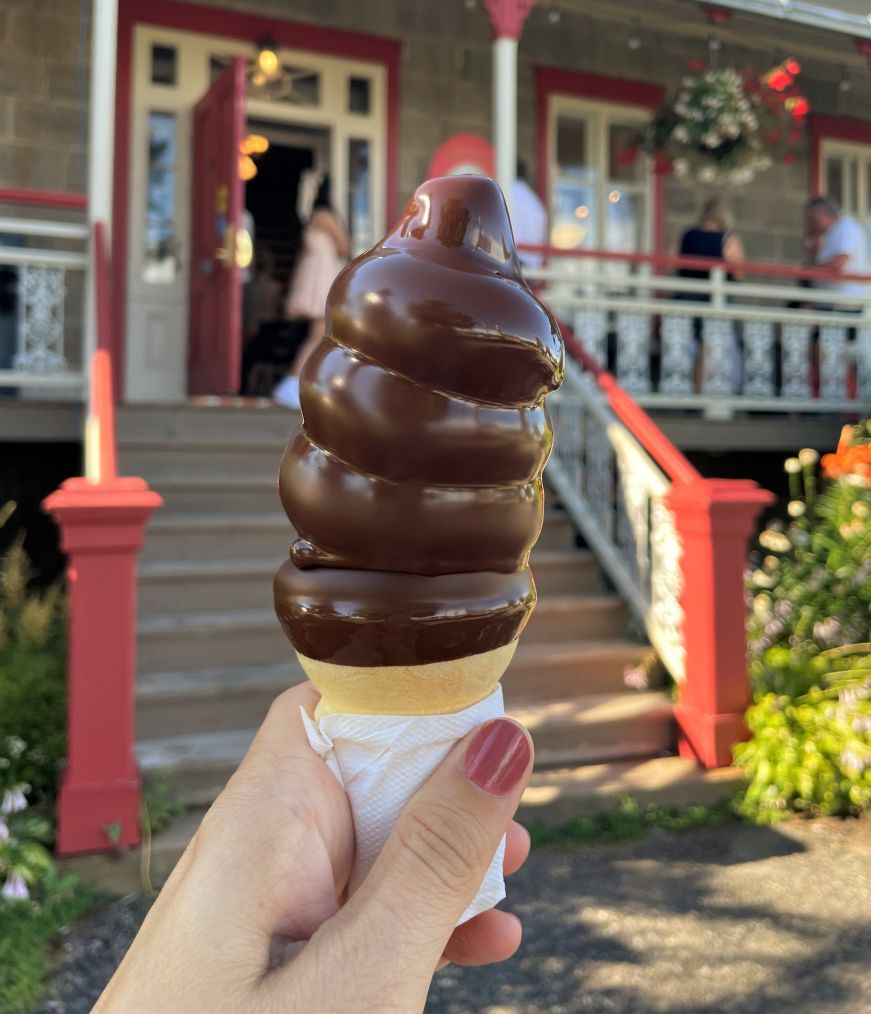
<box><xmin>39</xmin><ymin>819</ymin><xmax>871</xmax><ymax>1013</ymax></box>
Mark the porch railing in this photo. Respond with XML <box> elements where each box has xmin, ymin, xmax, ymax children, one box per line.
<box><xmin>0</xmin><ymin>189</ymin><xmax>89</xmax><ymax>396</ymax></box>
<box><xmin>524</xmin><ymin>245</ymin><xmax>871</xmax><ymax>419</ymax></box>
<box><xmin>546</xmin><ymin>326</ymin><xmax>774</xmax><ymax>767</ymax></box>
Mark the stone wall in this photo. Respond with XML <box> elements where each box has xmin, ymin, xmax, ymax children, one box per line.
<box><xmin>2</xmin><ymin>0</ymin><xmax>870</xmax><ymax>265</ymax></box>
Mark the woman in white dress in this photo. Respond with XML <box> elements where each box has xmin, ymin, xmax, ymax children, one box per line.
<box><xmin>275</xmin><ymin>172</ymin><xmax>349</xmax><ymax>407</ymax></box>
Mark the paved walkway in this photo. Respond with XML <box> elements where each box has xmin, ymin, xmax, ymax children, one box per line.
<box><xmin>42</xmin><ymin>818</ymin><xmax>871</xmax><ymax>1013</ymax></box>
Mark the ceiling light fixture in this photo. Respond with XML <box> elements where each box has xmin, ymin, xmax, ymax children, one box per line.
<box><xmin>628</xmin><ymin>18</ymin><xmax>642</xmax><ymax>51</ymax></box>
<box><xmin>547</xmin><ymin>3</ymin><xmax>561</xmax><ymax>25</ymax></box>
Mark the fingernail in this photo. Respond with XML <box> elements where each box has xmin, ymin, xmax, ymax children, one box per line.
<box><xmin>461</xmin><ymin>719</ymin><xmax>530</xmax><ymax>796</ymax></box>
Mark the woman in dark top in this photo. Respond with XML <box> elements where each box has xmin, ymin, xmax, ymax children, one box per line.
<box><xmin>678</xmin><ymin>199</ymin><xmax>744</xmax><ymax>283</ymax></box>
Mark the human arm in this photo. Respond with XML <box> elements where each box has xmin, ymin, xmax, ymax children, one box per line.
<box><xmin>310</xmin><ymin>209</ymin><xmax>351</xmax><ymax>260</ymax></box>
<box><xmin>723</xmin><ymin>231</ymin><xmax>745</xmax><ymax>281</ymax></box>
<box><xmin>95</xmin><ymin>683</ymin><xmax>532</xmax><ymax>1013</ymax></box>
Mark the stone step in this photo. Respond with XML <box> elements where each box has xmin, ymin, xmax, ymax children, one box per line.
<box><xmin>523</xmin><ymin>594</ymin><xmax>628</xmax><ymax>642</ymax></box>
<box><xmin>510</xmin><ymin>690</ymin><xmax>674</xmax><ymax>768</ymax></box>
<box><xmin>536</xmin><ymin>510</ymin><xmax>576</xmax><ymax>551</ymax></box>
<box><xmin>504</xmin><ymin>639</ymin><xmax>653</xmax><ymax>700</ymax></box>
<box><xmin>116</xmin><ymin>402</ymin><xmax>295</xmax><ymax>444</ymax></box>
<box><xmin>137</xmin><ymin>690</ymin><xmax>673</xmax><ymax>806</ymax></box>
<box><xmin>148</xmin><ymin>478</ymin><xmax>279</xmax><ymax>516</ymax></box>
<box><xmin>136</xmin><ymin>662</ymin><xmax>304</xmax><ymax>740</ymax></box>
<box><xmin>63</xmin><ymin>759</ymin><xmax>744</xmax><ymax>895</ymax></box>
<box><xmin>530</xmin><ymin>549</ymin><xmax>601</xmax><ymax>596</ymax></box>
<box><xmin>141</xmin><ymin>514</ymin><xmax>291</xmax><ymax>563</ymax></box>
<box><xmin>138</xmin><ymin>609</ymin><xmax>290</xmax><ymax>674</ymax></box>
<box><xmin>120</xmin><ymin>440</ymin><xmax>285</xmax><ymax>483</ymax></box>
<box><xmin>138</xmin><ymin>557</ymin><xmax>279</xmax><ymax>616</ymax></box>
<box><xmin>519</xmin><ymin>758</ymin><xmax>746</xmax><ymax>826</ymax></box>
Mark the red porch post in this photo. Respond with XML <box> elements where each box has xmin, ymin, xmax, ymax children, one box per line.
<box><xmin>44</xmin><ymin>476</ymin><xmax>161</xmax><ymax>854</ymax></box>
<box><xmin>666</xmin><ymin>479</ymin><xmax>773</xmax><ymax>769</ymax></box>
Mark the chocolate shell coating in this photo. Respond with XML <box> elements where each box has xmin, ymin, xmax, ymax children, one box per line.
<box><xmin>275</xmin><ymin>175</ymin><xmax>563</xmax><ymax>666</ymax></box>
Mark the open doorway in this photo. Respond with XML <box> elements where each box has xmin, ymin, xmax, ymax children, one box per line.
<box><xmin>241</xmin><ymin>120</ymin><xmax>330</xmax><ymax>395</ymax></box>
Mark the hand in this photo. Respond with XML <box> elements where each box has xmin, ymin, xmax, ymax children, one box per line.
<box><xmin>96</xmin><ymin>683</ymin><xmax>533</xmax><ymax>1013</ymax></box>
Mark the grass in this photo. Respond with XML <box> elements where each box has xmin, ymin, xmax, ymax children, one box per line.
<box><xmin>0</xmin><ymin>870</ymin><xmax>103</xmax><ymax>1013</ymax></box>
<box><xmin>526</xmin><ymin>795</ymin><xmax>739</xmax><ymax>850</ymax></box>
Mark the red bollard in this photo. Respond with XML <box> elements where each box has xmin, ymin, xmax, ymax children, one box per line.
<box><xmin>666</xmin><ymin>479</ymin><xmax>773</xmax><ymax>769</ymax></box>
<box><xmin>44</xmin><ymin>476</ymin><xmax>162</xmax><ymax>854</ymax></box>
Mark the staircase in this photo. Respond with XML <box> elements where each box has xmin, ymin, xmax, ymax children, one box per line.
<box><xmin>116</xmin><ymin>402</ymin><xmax>733</xmax><ymax>832</ymax></box>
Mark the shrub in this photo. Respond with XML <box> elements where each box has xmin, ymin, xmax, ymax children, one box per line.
<box><xmin>737</xmin><ymin>426</ymin><xmax>871</xmax><ymax>820</ymax></box>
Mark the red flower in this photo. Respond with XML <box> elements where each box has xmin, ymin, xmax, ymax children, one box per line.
<box><xmin>785</xmin><ymin>58</ymin><xmax>801</xmax><ymax>76</ymax></box>
<box><xmin>782</xmin><ymin>152</ymin><xmax>796</xmax><ymax>165</ymax></box>
<box><xmin>653</xmin><ymin>152</ymin><xmax>674</xmax><ymax>175</ymax></box>
<box><xmin>791</xmin><ymin>97</ymin><xmax>809</xmax><ymax>119</ymax></box>
<box><xmin>789</xmin><ymin>129</ymin><xmax>803</xmax><ymax>143</ymax></box>
<box><xmin>689</xmin><ymin>57</ymin><xmax>705</xmax><ymax>73</ymax></box>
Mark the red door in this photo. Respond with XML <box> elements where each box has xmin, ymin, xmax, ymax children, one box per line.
<box><xmin>188</xmin><ymin>56</ymin><xmax>246</xmax><ymax>395</ymax></box>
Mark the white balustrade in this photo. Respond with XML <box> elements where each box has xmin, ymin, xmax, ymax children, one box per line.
<box><xmin>528</xmin><ymin>255</ymin><xmax>871</xmax><ymax>417</ymax></box>
<box><xmin>547</xmin><ymin>361</ymin><xmax>686</xmax><ymax>682</ymax></box>
<box><xmin>0</xmin><ymin>217</ymin><xmax>88</xmax><ymax>392</ymax></box>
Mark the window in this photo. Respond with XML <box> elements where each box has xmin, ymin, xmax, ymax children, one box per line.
<box><xmin>348</xmin><ymin>139</ymin><xmax>372</xmax><ymax>255</ymax></box>
<box><xmin>348</xmin><ymin>76</ymin><xmax>371</xmax><ymax>114</ymax></box>
<box><xmin>549</xmin><ymin>99</ymin><xmax>651</xmax><ymax>258</ymax></box>
<box><xmin>150</xmin><ymin>44</ymin><xmax>177</xmax><ymax>86</ymax></box>
<box><xmin>822</xmin><ymin>141</ymin><xmax>871</xmax><ymax>259</ymax></box>
<box><xmin>144</xmin><ymin>111</ymin><xmax>178</xmax><ymax>283</ymax></box>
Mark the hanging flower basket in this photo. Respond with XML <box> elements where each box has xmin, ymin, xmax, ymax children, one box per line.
<box><xmin>640</xmin><ymin>61</ymin><xmax>808</xmax><ymax>187</ymax></box>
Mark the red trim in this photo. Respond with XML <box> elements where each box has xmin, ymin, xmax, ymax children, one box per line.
<box><xmin>808</xmin><ymin>112</ymin><xmax>871</xmax><ymax>197</ymax></box>
<box><xmin>517</xmin><ymin>242</ymin><xmax>871</xmax><ymax>283</ymax></box>
<box><xmin>534</xmin><ymin>66</ymin><xmax>665</xmax><ymax>254</ymax></box>
<box><xmin>427</xmin><ymin>133</ymin><xmax>495</xmax><ymax>178</ymax></box>
<box><xmin>113</xmin><ymin>0</ymin><xmax>400</xmax><ymax>399</ymax></box>
<box><xmin>0</xmin><ymin>188</ymin><xmax>87</xmax><ymax>211</ymax></box>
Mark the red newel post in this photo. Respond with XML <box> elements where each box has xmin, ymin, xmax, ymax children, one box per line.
<box><xmin>44</xmin><ymin>477</ymin><xmax>162</xmax><ymax>854</ymax></box>
<box><xmin>666</xmin><ymin>479</ymin><xmax>773</xmax><ymax>769</ymax></box>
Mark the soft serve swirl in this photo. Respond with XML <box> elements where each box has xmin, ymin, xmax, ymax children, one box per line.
<box><xmin>275</xmin><ymin>175</ymin><xmax>564</xmax><ymax>666</ymax></box>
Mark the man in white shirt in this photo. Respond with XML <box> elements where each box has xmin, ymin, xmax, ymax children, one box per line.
<box><xmin>511</xmin><ymin>160</ymin><xmax>548</xmax><ymax>271</ymax></box>
<box><xmin>806</xmin><ymin>196</ymin><xmax>867</xmax><ymax>299</ymax></box>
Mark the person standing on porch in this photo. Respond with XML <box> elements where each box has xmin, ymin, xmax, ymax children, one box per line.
<box><xmin>275</xmin><ymin>172</ymin><xmax>349</xmax><ymax>408</ymax></box>
<box><xmin>805</xmin><ymin>196</ymin><xmax>867</xmax><ymax>300</ymax></box>
<box><xmin>511</xmin><ymin>160</ymin><xmax>547</xmax><ymax>272</ymax></box>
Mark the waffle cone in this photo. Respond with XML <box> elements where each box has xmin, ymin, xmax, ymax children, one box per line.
<box><xmin>298</xmin><ymin>641</ymin><xmax>517</xmax><ymax>718</ymax></box>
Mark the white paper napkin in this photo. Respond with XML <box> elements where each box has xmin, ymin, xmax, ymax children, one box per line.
<box><xmin>301</xmin><ymin>686</ymin><xmax>506</xmax><ymax>925</ymax></box>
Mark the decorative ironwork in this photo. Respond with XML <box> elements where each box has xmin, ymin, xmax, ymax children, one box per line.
<box><xmin>781</xmin><ymin>323</ymin><xmax>812</xmax><ymax>398</ymax></box>
<box><xmin>12</xmin><ymin>266</ymin><xmax>67</xmax><ymax>374</ymax></box>
<box><xmin>574</xmin><ymin>307</ymin><xmax>608</xmax><ymax>368</ymax></box>
<box><xmin>742</xmin><ymin>320</ymin><xmax>775</xmax><ymax>397</ymax></box>
<box><xmin>858</xmin><ymin>326</ymin><xmax>871</xmax><ymax>401</ymax></box>
<box><xmin>701</xmin><ymin>317</ymin><xmax>735</xmax><ymax>396</ymax></box>
<box><xmin>660</xmin><ymin>314</ymin><xmax>695</xmax><ymax>395</ymax></box>
<box><xmin>649</xmin><ymin>497</ymin><xmax>685</xmax><ymax>681</ymax></box>
<box><xmin>615</xmin><ymin>311</ymin><xmax>651</xmax><ymax>394</ymax></box>
<box><xmin>818</xmin><ymin>324</ymin><xmax>847</xmax><ymax>400</ymax></box>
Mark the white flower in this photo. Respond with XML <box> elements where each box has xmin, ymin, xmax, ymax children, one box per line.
<box><xmin>1</xmin><ymin>871</ymin><xmax>29</xmax><ymax>902</ymax></box>
<box><xmin>787</xmin><ymin>500</ymin><xmax>806</xmax><ymax>517</ymax></box>
<box><xmin>4</xmin><ymin>737</ymin><xmax>25</xmax><ymax>759</ymax></box>
<box><xmin>1</xmin><ymin>788</ymin><xmax>27</xmax><ymax>815</ymax></box>
<box><xmin>698</xmin><ymin>166</ymin><xmax>716</xmax><ymax>183</ymax></box>
<box><xmin>0</xmin><ymin>818</ymin><xmax>8</xmax><ymax>842</ymax></box>
<box><xmin>798</xmin><ymin>448</ymin><xmax>819</xmax><ymax>466</ymax></box>
<box><xmin>784</xmin><ymin>457</ymin><xmax>801</xmax><ymax>474</ymax></box>
<box><xmin>703</xmin><ymin>132</ymin><xmax>721</xmax><ymax>148</ymax></box>
<box><xmin>852</xmin><ymin>500</ymin><xmax>870</xmax><ymax>518</ymax></box>
<box><xmin>673</xmin><ymin>158</ymin><xmax>688</xmax><ymax>177</ymax></box>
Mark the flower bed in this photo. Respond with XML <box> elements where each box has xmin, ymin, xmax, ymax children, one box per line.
<box><xmin>737</xmin><ymin>425</ymin><xmax>871</xmax><ymax>820</ymax></box>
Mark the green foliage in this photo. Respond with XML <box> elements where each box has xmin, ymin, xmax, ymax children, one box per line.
<box><xmin>142</xmin><ymin>771</ymin><xmax>185</xmax><ymax>837</ymax></box>
<box><xmin>0</xmin><ymin>506</ymin><xmax>67</xmax><ymax>807</ymax></box>
<box><xmin>739</xmin><ymin>432</ymin><xmax>871</xmax><ymax>821</ymax></box>
<box><xmin>527</xmin><ymin>795</ymin><xmax>736</xmax><ymax>850</ymax></box>
<box><xmin>0</xmin><ymin>868</ymin><xmax>101</xmax><ymax>1012</ymax></box>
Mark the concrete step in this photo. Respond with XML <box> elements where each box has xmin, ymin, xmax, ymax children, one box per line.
<box><xmin>63</xmin><ymin>759</ymin><xmax>744</xmax><ymax>895</ymax></box>
<box><xmin>138</xmin><ymin>689</ymin><xmax>673</xmax><ymax>806</ymax></box>
<box><xmin>509</xmin><ymin>690</ymin><xmax>674</xmax><ymax>768</ymax></box>
<box><xmin>136</xmin><ymin>662</ymin><xmax>303</xmax><ymax>739</ymax></box>
<box><xmin>138</xmin><ymin>557</ymin><xmax>279</xmax><ymax>616</ymax></box>
<box><xmin>120</xmin><ymin>441</ymin><xmax>285</xmax><ymax>482</ymax></box>
<box><xmin>504</xmin><ymin>639</ymin><xmax>653</xmax><ymax>701</ymax></box>
<box><xmin>148</xmin><ymin>478</ymin><xmax>279</xmax><ymax>516</ymax></box>
<box><xmin>531</xmin><ymin>549</ymin><xmax>600</xmax><ymax>596</ymax></box>
<box><xmin>138</xmin><ymin>609</ymin><xmax>290</xmax><ymax>674</ymax></box>
<box><xmin>519</xmin><ymin>758</ymin><xmax>745</xmax><ymax>826</ymax></box>
<box><xmin>141</xmin><ymin>514</ymin><xmax>291</xmax><ymax>563</ymax></box>
<box><xmin>523</xmin><ymin>594</ymin><xmax>628</xmax><ymax>642</ymax></box>
<box><xmin>116</xmin><ymin>402</ymin><xmax>295</xmax><ymax>444</ymax></box>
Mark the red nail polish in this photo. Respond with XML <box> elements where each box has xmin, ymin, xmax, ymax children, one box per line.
<box><xmin>461</xmin><ymin>719</ymin><xmax>530</xmax><ymax>796</ymax></box>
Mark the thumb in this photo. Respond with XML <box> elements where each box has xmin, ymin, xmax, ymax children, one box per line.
<box><xmin>317</xmin><ymin>718</ymin><xmax>532</xmax><ymax>1007</ymax></box>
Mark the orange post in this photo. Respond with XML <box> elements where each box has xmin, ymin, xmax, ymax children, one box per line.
<box><xmin>666</xmin><ymin>479</ymin><xmax>773</xmax><ymax>768</ymax></box>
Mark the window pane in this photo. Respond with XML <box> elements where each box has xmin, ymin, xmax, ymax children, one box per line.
<box><xmin>605</xmin><ymin>190</ymin><xmax>644</xmax><ymax>254</ymax></box>
<box><xmin>145</xmin><ymin>113</ymin><xmax>177</xmax><ymax>284</ymax></box>
<box><xmin>151</xmin><ymin>45</ymin><xmax>177</xmax><ymax>86</ymax></box>
<box><xmin>556</xmin><ymin>116</ymin><xmax>589</xmax><ymax>175</ymax></box>
<box><xmin>825</xmin><ymin>156</ymin><xmax>843</xmax><ymax>208</ymax></box>
<box><xmin>348</xmin><ymin>76</ymin><xmax>371</xmax><ymax>114</ymax></box>
<box><xmin>348</xmin><ymin>139</ymin><xmax>372</xmax><ymax>255</ymax></box>
<box><xmin>608</xmin><ymin>122</ymin><xmax>644</xmax><ymax>183</ymax></box>
<box><xmin>550</xmin><ymin>180</ymin><xmax>596</xmax><ymax>250</ymax></box>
